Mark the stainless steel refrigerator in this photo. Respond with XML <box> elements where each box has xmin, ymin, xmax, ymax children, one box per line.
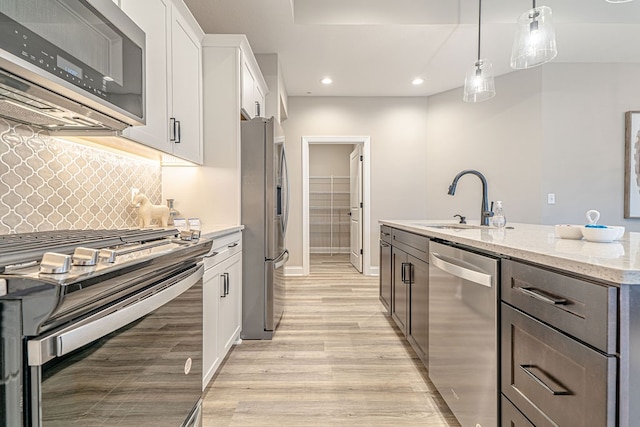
<box><xmin>241</xmin><ymin>117</ymin><xmax>289</xmax><ymax>339</ymax></box>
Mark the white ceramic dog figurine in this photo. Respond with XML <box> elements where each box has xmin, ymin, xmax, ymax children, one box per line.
<box><xmin>132</xmin><ymin>192</ymin><xmax>170</xmax><ymax>227</ymax></box>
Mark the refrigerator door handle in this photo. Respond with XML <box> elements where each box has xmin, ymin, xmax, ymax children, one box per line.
<box><xmin>281</xmin><ymin>147</ymin><xmax>290</xmax><ymax>238</ymax></box>
<box><xmin>273</xmin><ymin>250</ymin><xmax>289</xmax><ymax>269</ymax></box>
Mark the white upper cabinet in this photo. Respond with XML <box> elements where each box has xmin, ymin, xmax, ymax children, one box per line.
<box><xmin>256</xmin><ymin>53</ymin><xmax>289</xmax><ymax>124</ymax></box>
<box><xmin>241</xmin><ymin>58</ymin><xmax>266</xmax><ymax>119</ymax></box>
<box><xmin>119</xmin><ymin>0</ymin><xmax>203</xmax><ymax>164</ymax></box>
<box><xmin>120</xmin><ymin>0</ymin><xmax>171</xmax><ymax>153</ymax></box>
<box><xmin>170</xmin><ymin>7</ymin><xmax>202</xmax><ymax>163</ymax></box>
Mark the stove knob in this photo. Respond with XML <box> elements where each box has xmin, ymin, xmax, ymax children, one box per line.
<box><xmin>40</xmin><ymin>252</ymin><xmax>71</xmax><ymax>274</ymax></box>
<box><xmin>72</xmin><ymin>247</ymin><xmax>99</xmax><ymax>266</ymax></box>
<box><xmin>99</xmin><ymin>249</ymin><xmax>117</xmax><ymax>263</ymax></box>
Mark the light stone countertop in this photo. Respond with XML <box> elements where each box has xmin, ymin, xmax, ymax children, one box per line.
<box><xmin>380</xmin><ymin>220</ymin><xmax>640</xmax><ymax>285</ymax></box>
<box><xmin>199</xmin><ymin>224</ymin><xmax>244</xmax><ymax>240</ymax></box>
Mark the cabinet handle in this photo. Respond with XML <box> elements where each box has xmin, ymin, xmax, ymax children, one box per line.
<box><xmin>401</xmin><ymin>262</ymin><xmax>412</xmax><ymax>284</ymax></box>
<box><xmin>220</xmin><ymin>273</ymin><xmax>227</xmax><ymax>298</ymax></box>
<box><xmin>228</xmin><ymin>242</ymin><xmax>238</xmax><ymax>248</ymax></box>
<box><xmin>519</xmin><ymin>365</ymin><xmax>571</xmax><ymax>396</ymax></box>
<box><xmin>169</xmin><ymin>117</ymin><xmax>176</xmax><ymax>142</ymax></box>
<box><xmin>381</xmin><ymin>242</ymin><xmax>390</xmax><ymax>248</ymax></box>
<box><xmin>381</xmin><ymin>232</ymin><xmax>391</xmax><ymax>237</ymax></box>
<box><xmin>406</xmin><ymin>263</ymin><xmax>413</xmax><ymax>284</ymax></box>
<box><xmin>517</xmin><ymin>287</ymin><xmax>567</xmax><ymax>305</ymax></box>
<box><xmin>255</xmin><ymin>101</ymin><xmax>260</xmax><ymax>117</ymax></box>
<box><xmin>224</xmin><ymin>272</ymin><xmax>230</xmax><ymax>296</ymax></box>
<box><xmin>175</xmin><ymin>120</ymin><xmax>181</xmax><ymax>143</ymax></box>
<box><xmin>400</xmin><ymin>262</ymin><xmax>406</xmax><ymax>283</ymax></box>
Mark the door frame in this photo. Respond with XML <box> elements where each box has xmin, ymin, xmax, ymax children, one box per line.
<box><xmin>302</xmin><ymin>136</ymin><xmax>371</xmax><ymax>276</ymax></box>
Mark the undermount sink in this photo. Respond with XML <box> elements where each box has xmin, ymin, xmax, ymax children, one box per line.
<box><xmin>411</xmin><ymin>222</ymin><xmax>491</xmax><ymax>230</ymax></box>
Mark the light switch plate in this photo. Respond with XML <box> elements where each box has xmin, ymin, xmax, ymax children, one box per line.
<box><xmin>547</xmin><ymin>193</ymin><xmax>556</xmax><ymax>204</ymax></box>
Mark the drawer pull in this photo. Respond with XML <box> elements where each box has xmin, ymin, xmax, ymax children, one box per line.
<box><xmin>518</xmin><ymin>287</ymin><xmax>567</xmax><ymax>305</ymax></box>
<box><xmin>381</xmin><ymin>232</ymin><xmax>391</xmax><ymax>237</ymax></box>
<box><xmin>228</xmin><ymin>242</ymin><xmax>239</xmax><ymax>248</ymax></box>
<box><xmin>520</xmin><ymin>365</ymin><xmax>571</xmax><ymax>396</ymax></box>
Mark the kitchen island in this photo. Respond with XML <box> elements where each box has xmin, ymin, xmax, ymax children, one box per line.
<box><xmin>380</xmin><ymin>220</ymin><xmax>639</xmax><ymax>427</ymax></box>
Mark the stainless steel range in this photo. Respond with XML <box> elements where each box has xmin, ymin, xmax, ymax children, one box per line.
<box><xmin>0</xmin><ymin>228</ymin><xmax>212</xmax><ymax>427</ymax></box>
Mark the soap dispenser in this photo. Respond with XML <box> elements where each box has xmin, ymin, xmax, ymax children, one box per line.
<box><xmin>491</xmin><ymin>201</ymin><xmax>506</xmax><ymax>228</ymax></box>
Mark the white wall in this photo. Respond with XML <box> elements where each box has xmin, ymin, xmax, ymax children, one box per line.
<box><xmin>425</xmin><ymin>63</ymin><xmax>640</xmax><ymax>230</ymax></box>
<box><xmin>283</xmin><ymin>97</ymin><xmax>430</xmax><ymax>270</ymax></box>
<box><xmin>309</xmin><ymin>144</ymin><xmax>353</xmax><ymax>176</ymax></box>
<box><xmin>540</xmin><ymin>63</ymin><xmax>640</xmax><ymax>227</ymax></box>
<box><xmin>425</xmin><ymin>68</ymin><xmax>543</xmax><ymax>224</ymax></box>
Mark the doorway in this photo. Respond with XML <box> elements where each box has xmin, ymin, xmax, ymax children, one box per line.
<box><xmin>302</xmin><ymin>136</ymin><xmax>371</xmax><ymax>276</ymax></box>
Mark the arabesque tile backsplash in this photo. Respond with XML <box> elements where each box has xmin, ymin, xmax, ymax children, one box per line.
<box><xmin>0</xmin><ymin>119</ymin><xmax>162</xmax><ymax>234</ymax></box>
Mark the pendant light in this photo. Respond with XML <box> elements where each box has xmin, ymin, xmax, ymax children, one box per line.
<box><xmin>510</xmin><ymin>0</ymin><xmax>557</xmax><ymax>69</ymax></box>
<box><xmin>463</xmin><ymin>0</ymin><xmax>495</xmax><ymax>103</ymax></box>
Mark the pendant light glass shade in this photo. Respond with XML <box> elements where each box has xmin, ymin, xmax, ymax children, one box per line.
<box><xmin>463</xmin><ymin>60</ymin><xmax>496</xmax><ymax>102</ymax></box>
<box><xmin>463</xmin><ymin>0</ymin><xmax>495</xmax><ymax>103</ymax></box>
<box><xmin>510</xmin><ymin>5</ymin><xmax>557</xmax><ymax>69</ymax></box>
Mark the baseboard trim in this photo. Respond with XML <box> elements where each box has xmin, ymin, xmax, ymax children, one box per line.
<box><xmin>284</xmin><ymin>266</ymin><xmax>305</xmax><ymax>276</ymax></box>
<box><xmin>369</xmin><ymin>266</ymin><xmax>379</xmax><ymax>276</ymax></box>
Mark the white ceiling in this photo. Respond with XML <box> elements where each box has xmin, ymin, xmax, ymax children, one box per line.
<box><xmin>183</xmin><ymin>0</ymin><xmax>640</xmax><ymax>97</ymax></box>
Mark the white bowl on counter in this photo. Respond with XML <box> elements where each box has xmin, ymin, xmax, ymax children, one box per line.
<box><xmin>555</xmin><ymin>224</ymin><xmax>583</xmax><ymax>240</ymax></box>
<box><xmin>581</xmin><ymin>226</ymin><xmax>625</xmax><ymax>243</ymax></box>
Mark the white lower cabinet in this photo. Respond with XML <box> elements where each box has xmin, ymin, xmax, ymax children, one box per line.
<box><xmin>203</xmin><ymin>232</ymin><xmax>242</xmax><ymax>390</ymax></box>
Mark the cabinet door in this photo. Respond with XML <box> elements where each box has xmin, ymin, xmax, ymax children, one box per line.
<box><xmin>170</xmin><ymin>5</ymin><xmax>203</xmax><ymax>163</ymax></box>
<box><xmin>202</xmin><ymin>263</ymin><xmax>222</xmax><ymax>389</ymax></box>
<box><xmin>241</xmin><ymin>60</ymin><xmax>255</xmax><ymax>119</ymax></box>
<box><xmin>218</xmin><ymin>252</ymin><xmax>242</xmax><ymax>356</ymax></box>
<box><xmin>120</xmin><ymin>0</ymin><xmax>171</xmax><ymax>153</ymax></box>
<box><xmin>254</xmin><ymin>81</ymin><xmax>264</xmax><ymax>118</ymax></box>
<box><xmin>379</xmin><ymin>241</ymin><xmax>392</xmax><ymax>312</ymax></box>
<box><xmin>391</xmin><ymin>248</ymin><xmax>409</xmax><ymax>336</ymax></box>
<box><xmin>408</xmin><ymin>254</ymin><xmax>428</xmax><ymax>365</ymax></box>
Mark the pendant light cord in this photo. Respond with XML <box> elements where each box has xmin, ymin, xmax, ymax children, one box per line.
<box><xmin>477</xmin><ymin>0</ymin><xmax>482</xmax><ymax>62</ymax></box>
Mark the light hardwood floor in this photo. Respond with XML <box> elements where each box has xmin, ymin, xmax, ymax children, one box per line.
<box><xmin>202</xmin><ymin>254</ymin><xmax>459</xmax><ymax>426</ymax></box>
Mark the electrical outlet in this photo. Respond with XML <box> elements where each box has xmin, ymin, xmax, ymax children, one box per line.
<box><xmin>547</xmin><ymin>193</ymin><xmax>556</xmax><ymax>205</ymax></box>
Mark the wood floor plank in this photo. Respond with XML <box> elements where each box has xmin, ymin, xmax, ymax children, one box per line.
<box><xmin>202</xmin><ymin>254</ymin><xmax>459</xmax><ymax>426</ymax></box>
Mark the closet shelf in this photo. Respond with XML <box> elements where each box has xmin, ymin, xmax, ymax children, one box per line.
<box><xmin>309</xmin><ymin>175</ymin><xmax>350</xmax><ymax>255</ymax></box>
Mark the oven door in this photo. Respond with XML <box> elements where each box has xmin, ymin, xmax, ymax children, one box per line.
<box><xmin>26</xmin><ymin>264</ymin><xmax>203</xmax><ymax>427</ymax></box>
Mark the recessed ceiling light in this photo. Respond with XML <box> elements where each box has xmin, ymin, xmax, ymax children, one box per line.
<box><xmin>412</xmin><ymin>78</ymin><xmax>424</xmax><ymax>85</ymax></box>
<box><xmin>321</xmin><ymin>77</ymin><xmax>333</xmax><ymax>85</ymax></box>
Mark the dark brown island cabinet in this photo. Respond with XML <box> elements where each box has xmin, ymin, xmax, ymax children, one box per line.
<box><xmin>379</xmin><ymin>224</ymin><xmax>629</xmax><ymax>427</ymax></box>
<box><xmin>380</xmin><ymin>226</ymin><xmax>429</xmax><ymax>367</ymax></box>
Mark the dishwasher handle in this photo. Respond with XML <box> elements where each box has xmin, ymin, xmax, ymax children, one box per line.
<box><xmin>28</xmin><ymin>265</ymin><xmax>203</xmax><ymax>367</ymax></box>
<box><xmin>430</xmin><ymin>252</ymin><xmax>492</xmax><ymax>288</ymax></box>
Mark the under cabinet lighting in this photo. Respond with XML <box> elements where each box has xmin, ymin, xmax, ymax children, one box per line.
<box><xmin>605</xmin><ymin>0</ymin><xmax>633</xmax><ymax>3</ymax></box>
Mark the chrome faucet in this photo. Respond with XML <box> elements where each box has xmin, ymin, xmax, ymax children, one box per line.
<box><xmin>447</xmin><ymin>169</ymin><xmax>493</xmax><ymax>226</ymax></box>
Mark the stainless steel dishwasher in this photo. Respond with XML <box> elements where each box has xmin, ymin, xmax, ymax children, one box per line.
<box><xmin>428</xmin><ymin>241</ymin><xmax>499</xmax><ymax>427</ymax></box>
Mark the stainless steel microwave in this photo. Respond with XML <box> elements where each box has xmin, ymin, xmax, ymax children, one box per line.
<box><xmin>0</xmin><ymin>0</ymin><xmax>145</xmax><ymax>132</ymax></box>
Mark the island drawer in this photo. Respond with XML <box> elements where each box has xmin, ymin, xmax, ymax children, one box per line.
<box><xmin>501</xmin><ymin>304</ymin><xmax>617</xmax><ymax>427</ymax></box>
<box><xmin>501</xmin><ymin>259</ymin><xmax>617</xmax><ymax>354</ymax></box>
<box><xmin>380</xmin><ymin>225</ymin><xmax>392</xmax><ymax>244</ymax></box>
<box><xmin>501</xmin><ymin>396</ymin><xmax>533</xmax><ymax>427</ymax></box>
<box><xmin>391</xmin><ymin>228</ymin><xmax>429</xmax><ymax>262</ymax></box>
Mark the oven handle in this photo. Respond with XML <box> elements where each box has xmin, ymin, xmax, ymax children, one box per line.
<box><xmin>27</xmin><ymin>265</ymin><xmax>203</xmax><ymax>367</ymax></box>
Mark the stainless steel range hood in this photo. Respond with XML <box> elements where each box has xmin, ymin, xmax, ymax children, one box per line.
<box><xmin>0</xmin><ymin>0</ymin><xmax>145</xmax><ymax>136</ymax></box>
<box><xmin>0</xmin><ymin>69</ymin><xmax>130</xmax><ymax>134</ymax></box>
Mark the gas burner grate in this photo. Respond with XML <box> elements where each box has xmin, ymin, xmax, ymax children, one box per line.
<box><xmin>0</xmin><ymin>228</ymin><xmax>179</xmax><ymax>269</ymax></box>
